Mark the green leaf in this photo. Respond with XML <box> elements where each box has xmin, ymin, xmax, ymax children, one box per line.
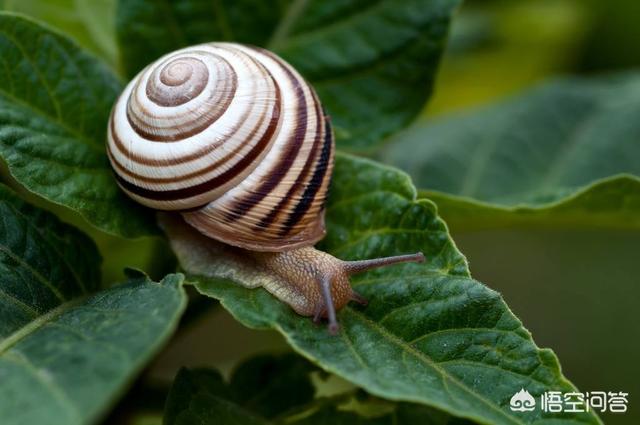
<box><xmin>1</xmin><ymin>0</ymin><xmax>118</xmax><ymax>66</ymax></box>
<box><xmin>294</xmin><ymin>404</ymin><xmax>468</xmax><ymax>425</ymax></box>
<box><xmin>163</xmin><ymin>153</ymin><xmax>601</xmax><ymax>425</ymax></box>
<box><xmin>164</xmin><ymin>354</ymin><xmax>316</xmax><ymax>425</ymax></box>
<box><xmin>419</xmin><ymin>176</ymin><xmax>640</xmax><ymax>232</ymax></box>
<box><xmin>226</xmin><ymin>354</ymin><xmax>316</xmax><ymax>419</ymax></box>
<box><xmin>163</xmin><ymin>369</ymin><xmax>266</xmax><ymax>425</ymax></box>
<box><xmin>116</xmin><ymin>0</ymin><xmax>289</xmax><ymax>77</ymax></box>
<box><xmin>165</xmin><ymin>368</ymin><xmax>265</xmax><ymax>425</ymax></box>
<box><xmin>0</xmin><ymin>274</ymin><xmax>186</xmax><ymax>425</ymax></box>
<box><xmin>381</xmin><ymin>74</ymin><xmax>640</xmax><ymax>231</ymax></box>
<box><xmin>0</xmin><ymin>183</ymin><xmax>101</xmax><ymax>332</ymax></box>
<box><xmin>164</xmin><ymin>355</ymin><xmax>467</xmax><ymax>425</ymax></box>
<box><xmin>0</xmin><ymin>183</ymin><xmax>187</xmax><ymax>425</ymax></box>
<box><xmin>0</xmin><ymin>13</ymin><xmax>156</xmax><ymax>237</ymax></box>
<box><xmin>116</xmin><ymin>0</ymin><xmax>460</xmax><ymax>151</ymax></box>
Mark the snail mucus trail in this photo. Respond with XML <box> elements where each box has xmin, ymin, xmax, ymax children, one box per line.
<box><xmin>107</xmin><ymin>42</ymin><xmax>424</xmax><ymax>333</ymax></box>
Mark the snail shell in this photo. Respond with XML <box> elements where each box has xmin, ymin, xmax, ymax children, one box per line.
<box><xmin>108</xmin><ymin>42</ymin><xmax>426</xmax><ymax>334</ymax></box>
<box><xmin>107</xmin><ymin>42</ymin><xmax>334</xmax><ymax>251</ymax></box>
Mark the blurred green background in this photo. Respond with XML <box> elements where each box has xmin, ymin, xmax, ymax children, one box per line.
<box><xmin>2</xmin><ymin>0</ymin><xmax>637</xmax><ymax>423</ymax></box>
<box><xmin>413</xmin><ymin>1</ymin><xmax>640</xmax><ymax>424</ymax></box>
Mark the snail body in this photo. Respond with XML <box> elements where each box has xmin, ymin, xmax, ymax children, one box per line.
<box><xmin>108</xmin><ymin>42</ymin><xmax>423</xmax><ymax>333</ymax></box>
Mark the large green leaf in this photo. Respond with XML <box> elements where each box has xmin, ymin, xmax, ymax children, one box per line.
<box><xmin>166</xmin><ymin>368</ymin><xmax>266</xmax><ymax>425</ymax></box>
<box><xmin>381</xmin><ymin>74</ymin><xmax>640</xmax><ymax>231</ymax></box>
<box><xmin>0</xmin><ymin>13</ymin><xmax>156</xmax><ymax>237</ymax></box>
<box><xmin>418</xmin><ymin>176</ymin><xmax>640</xmax><ymax>232</ymax></box>
<box><xmin>0</xmin><ymin>272</ymin><xmax>186</xmax><ymax>425</ymax></box>
<box><xmin>116</xmin><ymin>0</ymin><xmax>459</xmax><ymax>151</ymax></box>
<box><xmin>0</xmin><ymin>183</ymin><xmax>186</xmax><ymax>424</ymax></box>
<box><xmin>116</xmin><ymin>0</ymin><xmax>290</xmax><ymax>77</ymax></box>
<box><xmin>164</xmin><ymin>354</ymin><xmax>316</xmax><ymax>424</ymax></box>
<box><xmin>0</xmin><ymin>183</ymin><xmax>101</xmax><ymax>331</ymax></box>
<box><xmin>1</xmin><ymin>0</ymin><xmax>118</xmax><ymax>66</ymax></box>
<box><xmin>164</xmin><ymin>355</ymin><xmax>467</xmax><ymax>425</ymax></box>
<box><xmin>163</xmin><ymin>154</ymin><xmax>600</xmax><ymax>425</ymax></box>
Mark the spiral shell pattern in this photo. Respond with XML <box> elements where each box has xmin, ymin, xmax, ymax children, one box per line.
<box><xmin>107</xmin><ymin>43</ymin><xmax>334</xmax><ymax>251</ymax></box>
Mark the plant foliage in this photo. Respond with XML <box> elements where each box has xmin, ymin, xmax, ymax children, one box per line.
<box><xmin>0</xmin><ymin>1</ymin><xmax>625</xmax><ymax>424</ymax></box>
<box><xmin>382</xmin><ymin>75</ymin><xmax>640</xmax><ymax>231</ymax></box>
<box><xmin>0</xmin><ymin>183</ymin><xmax>186</xmax><ymax>424</ymax></box>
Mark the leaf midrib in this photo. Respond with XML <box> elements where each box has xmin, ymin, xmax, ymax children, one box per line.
<box><xmin>0</xmin><ymin>244</ymin><xmax>66</xmax><ymax>303</ymax></box>
<box><xmin>157</xmin><ymin>0</ymin><xmax>187</xmax><ymax>46</ymax></box>
<box><xmin>442</xmin><ymin>83</ymin><xmax>640</xmax><ymax>205</ymax></box>
<box><xmin>341</xmin><ymin>308</ymin><xmax>526</xmax><ymax>425</ymax></box>
<box><xmin>212</xmin><ymin>0</ymin><xmax>234</xmax><ymax>40</ymax></box>
<box><xmin>0</xmin><ymin>89</ymin><xmax>102</xmax><ymax>154</ymax></box>
<box><xmin>3</xmin><ymin>200</ymin><xmax>89</xmax><ymax>294</ymax></box>
<box><xmin>0</xmin><ymin>295</ymin><xmax>86</xmax><ymax>354</ymax></box>
<box><xmin>267</xmin><ymin>0</ymin><xmax>310</xmax><ymax>48</ymax></box>
<box><xmin>309</xmin><ymin>24</ymin><xmax>439</xmax><ymax>86</ymax></box>
<box><xmin>0</xmin><ymin>286</ymin><xmax>39</xmax><ymax>317</ymax></box>
<box><xmin>212</xmin><ymin>273</ymin><xmax>600</xmax><ymax>425</ymax></box>
<box><xmin>0</xmin><ymin>26</ymin><xmax>62</xmax><ymax>119</ymax></box>
<box><xmin>269</xmin><ymin>0</ymin><xmax>389</xmax><ymax>51</ymax></box>
<box><xmin>2</xmin><ymin>350</ymin><xmax>81</xmax><ymax>423</ymax></box>
<box><xmin>537</xmin><ymin>98</ymin><xmax>611</xmax><ymax>192</ymax></box>
<box><xmin>0</xmin><ymin>23</ymin><xmax>105</xmax><ymax>152</ymax></box>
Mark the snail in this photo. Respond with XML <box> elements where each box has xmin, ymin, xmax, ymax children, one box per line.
<box><xmin>107</xmin><ymin>42</ymin><xmax>424</xmax><ymax>333</ymax></box>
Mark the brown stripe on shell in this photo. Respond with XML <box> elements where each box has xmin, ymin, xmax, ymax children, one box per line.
<box><xmin>126</xmin><ymin>52</ymin><xmax>237</xmax><ymax>142</ymax></box>
<box><xmin>280</xmin><ymin>110</ymin><xmax>334</xmax><ymax>236</ymax></box>
<box><xmin>112</xmin><ymin>92</ymin><xmax>281</xmax><ymax>205</ymax></box>
<box><xmin>109</xmin><ymin>106</ymin><xmax>266</xmax><ymax>185</ymax></box>
<box><xmin>254</xmin><ymin>87</ymin><xmax>324</xmax><ymax>232</ymax></box>
<box><xmin>146</xmin><ymin>57</ymin><xmax>209</xmax><ymax>106</ymax></box>
<box><xmin>223</xmin><ymin>56</ymin><xmax>308</xmax><ymax>223</ymax></box>
<box><xmin>108</xmin><ymin>82</ymin><xmax>278</xmax><ymax>184</ymax></box>
<box><xmin>111</xmin><ymin>97</ymin><xmax>241</xmax><ymax>167</ymax></box>
<box><xmin>319</xmin><ymin>112</ymin><xmax>334</xmax><ymax>210</ymax></box>
<box><xmin>109</xmin><ymin>48</ymin><xmax>277</xmax><ymax>167</ymax></box>
<box><xmin>126</xmin><ymin>76</ymin><xmax>236</xmax><ymax>142</ymax></box>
